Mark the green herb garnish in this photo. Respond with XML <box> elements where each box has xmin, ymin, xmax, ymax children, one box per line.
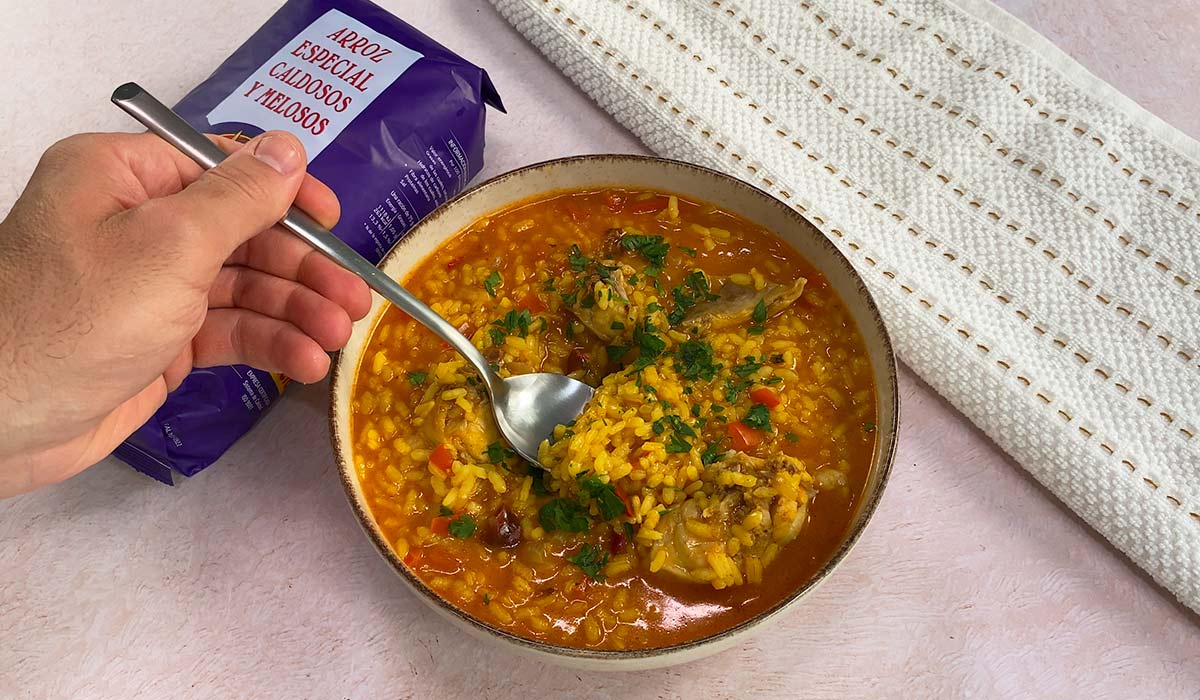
<box><xmin>743</xmin><ymin>403</ymin><xmax>773</xmax><ymax>432</ymax></box>
<box><xmin>538</xmin><ymin>498</ymin><xmax>590</xmax><ymax>533</ymax></box>
<box><xmin>628</xmin><ymin>319</ymin><xmax>667</xmax><ymax>371</ymax></box>
<box><xmin>606</xmin><ymin>345</ymin><xmax>629</xmax><ymax>363</ymax></box>
<box><xmin>724</xmin><ymin>378</ymin><xmax>751</xmax><ymax>403</ymax></box>
<box><xmin>864</xmin><ymin>422</ymin><xmax>877</xmax><ymax>433</ymax></box>
<box><xmin>439</xmin><ymin>505</ymin><xmax>453</xmax><ymax>516</ymax></box>
<box><xmin>494</xmin><ymin>309</ymin><xmax>532</xmax><ymax>336</ymax></box>
<box><xmin>448</xmin><ymin>514</ymin><xmax>476</xmax><ymax>539</ymax></box>
<box><xmin>567</xmin><ymin>543</ymin><xmax>609</xmax><ymax>581</ymax></box>
<box><xmin>675</xmin><ymin>339</ymin><xmax>720</xmax><ymax>380</ymax></box>
<box><xmin>665</xmin><ymin>433</ymin><xmax>692</xmax><ymax>453</ymax></box>
<box><xmin>619</xmin><ymin>233</ymin><xmax>670</xmax><ymax>270</ymax></box>
<box><xmin>485</xmin><ymin>442</ymin><xmax>516</xmax><ymax>464</ymax></box>
<box><xmin>733</xmin><ymin>355</ymin><xmax>765</xmax><ymax>377</ymax></box>
<box><xmin>568</xmin><ymin>244</ymin><xmax>590</xmax><ymax>271</ymax></box>
<box><xmin>701</xmin><ymin>439</ymin><xmax>726</xmax><ymax>465</ymax></box>
<box><xmin>408</xmin><ymin>370</ymin><xmax>428</xmax><ymax>387</ymax></box>
<box><xmin>483</xmin><ymin>270</ymin><xmax>502</xmax><ymax>297</ymax></box>
<box><xmin>531</xmin><ymin>470</ymin><xmax>551</xmax><ymax>497</ymax></box>
<box><xmin>578</xmin><ymin>475</ymin><xmax>626</xmax><ymax>520</ymax></box>
<box><xmin>784</xmin><ymin>432</ymin><xmax>799</xmax><ymax>442</ymax></box>
<box><xmin>489</xmin><ymin>328</ymin><xmax>506</xmax><ymax>347</ymax></box>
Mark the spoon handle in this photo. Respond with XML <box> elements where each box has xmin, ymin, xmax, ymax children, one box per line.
<box><xmin>110</xmin><ymin>82</ymin><xmax>498</xmax><ymax>391</ymax></box>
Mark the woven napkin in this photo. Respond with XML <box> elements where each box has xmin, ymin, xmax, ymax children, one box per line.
<box><xmin>489</xmin><ymin>0</ymin><xmax>1200</xmax><ymax>611</ymax></box>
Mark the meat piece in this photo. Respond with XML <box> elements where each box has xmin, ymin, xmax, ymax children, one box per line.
<box><xmin>647</xmin><ymin>452</ymin><xmax>815</xmax><ymax>587</ymax></box>
<box><xmin>566</xmin><ymin>264</ymin><xmax>639</xmax><ymax>343</ymax></box>
<box><xmin>685</xmin><ymin>277</ymin><xmax>807</xmax><ymax>331</ymax></box>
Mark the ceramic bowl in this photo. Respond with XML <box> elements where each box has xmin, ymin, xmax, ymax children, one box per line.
<box><xmin>329</xmin><ymin>155</ymin><xmax>898</xmax><ymax>670</ymax></box>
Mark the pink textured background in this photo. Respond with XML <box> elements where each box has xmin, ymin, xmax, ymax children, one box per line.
<box><xmin>0</xmin><ymin>1</ymin><xmax>1197</xmax><ymax>698</ymax></box>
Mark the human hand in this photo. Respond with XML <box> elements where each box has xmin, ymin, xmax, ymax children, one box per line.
<box><xmin>0</xmin><ymin>131</ymin><xmax>372</xmax><ymax>497</ymax></box>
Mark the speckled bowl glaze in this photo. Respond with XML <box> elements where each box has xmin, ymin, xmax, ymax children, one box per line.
<box><xmin>330</xmin><ymin>155</ymin><xmax>899</xmax><ymax>671</ymax></box>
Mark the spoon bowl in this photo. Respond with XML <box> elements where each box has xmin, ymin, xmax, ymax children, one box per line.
<box><xmin>493</xmin><ymin>373</ymin><xmax>595</xmax><ymax>465</ymax></box>
<box><xmin>110</xmin><ymin>82</ymin><xmax>596</xmax><ymax>465</ymax></box>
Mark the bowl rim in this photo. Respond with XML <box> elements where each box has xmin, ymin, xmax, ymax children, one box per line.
<box><xmin>329</xmin><ymin>153</ymin><xmax>899</xmax><ymax>660</ymax></box>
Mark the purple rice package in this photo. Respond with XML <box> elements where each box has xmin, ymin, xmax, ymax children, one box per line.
<box><xmin>113</xmin><ymin>0</ymin><xmax>503</xmax><ymax>483</ymax></box>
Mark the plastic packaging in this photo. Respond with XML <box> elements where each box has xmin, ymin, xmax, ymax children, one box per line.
<box><xmin>113</xmin><ymin>0</ymin><xmax>503</xmax><ymax>483</ymax></box>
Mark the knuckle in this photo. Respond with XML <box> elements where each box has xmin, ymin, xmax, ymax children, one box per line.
<box><xmin>205</xmin><ymin>164</ymin><xmax>272</xmax><ymax>207</ymax></box>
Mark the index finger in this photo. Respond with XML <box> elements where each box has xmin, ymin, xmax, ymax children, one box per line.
<box><xmin>114</xmin><ymin>131</ymin><xmax>340</xmax><ymax>229</ymax></box>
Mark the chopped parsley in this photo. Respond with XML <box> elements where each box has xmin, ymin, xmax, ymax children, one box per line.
<box><xmin>752</xmin><ymin>298</ymin><xmax>767</xmax><ymax>323</ymax></box>
<box><xmin>770</xmin><ymin>353</ymin><xmax>785</xmax><ymax>364</ymax></box>
<box><xmin>743</xmin><ymin>403</ymin><xmax>773</xmax><ymax>432</ymax></box>
<box><xmin>623</xmin><ymin>521</ymin><xmax>636</xmax><ymax>540</ymax></box>
<box><xmin>530</xmin><ymin>470</ymin><xmax>551</xmax><ymax>497</ymax></box>
<box><xmin>568</xmin><ymin>244</ymin><xmax>590</xmax><ymax>271</ymax></box>
<box><xmin>675</xmin><ymin>339</ymin><xmax>720</xmax><ymax>380</ymax></box>
<box><xmin>578</xmin><ymin>475</ymin><xmax>626</xmax><ymax>520</ymax></box>
<box><xmin>691</xmin><ymin>404</ymin><xmax>701</xmax><ymax>417</ymax></box>
<box><xmin>438</xmin><ymin>505</ymin><xmax>453</xmax><ymax>516</ymax></box>
<box><xmin>654</xmin><ymin>414</ymin><xmax>697</xmax><ymax>438</ymax></box>
<box><xmin>606</xmin><ymin>345</ymin><xmax>629</xmax><ymax>363</ymax></box>
<box><xmin>652</xmin><ymin>414</ymin><xmax>696</xmax><ymax>453</ymax></box>
<box><xmin>724</xmin><ymin>378</ymin><xmax>751</xmax><ymax>403</ymax></box>
<box><xmin>666</xmin><ymin>271</ymin><xmax>718</xmax><ymax>327</ymax></box>
<box><xmin>448</xmin><ymin>514</ymin><xmax>476</xmax><ymax>539</ymax></box>
<box><xmin>784</xmin><ymin>432</ymin><xmax>799</xmax><ymax>442</ymax></box>
<box><xmin>561</xmin><ymin>289</ymin><xmax>580</xmax><ymax>306</ymax></box>
<box><xmin>482</xmin><ymin>593</ymin><xmax>491</xmax><ymax>605</ymax></box>
<box><xmin>619</xmin><ymin>233</ymin><xmax>670</xmax><ymax>274</ymax></box>
<box><xmin>489</xmin><ymin>328</ymin><xmax>506</xmax><ymax>347</ymax></box>
<box><xmin>538</xmin><ymin>498</ymin><xmax>590</xmax><ymax>533</ymax></box>
<box><xmin>681</xmin><ymin>246</ymin><xmax>698</xmax><ymax>257</ymax></box>
<box><xmin>732</xmin><ymin>355</ymin><xmax>765</xmax><ymax>377</ymax></box>
<box><xmin>665</xmin><ymin>434</ymin><xmax>692</xmax><ymax>453</ymax></box>
<box><xmin>627</xmin><ymin>274</ymin><xmax>640</xmax><ymax>286</ymax></box>
<box><xmin>494</xmin><ymin>308</ymin><xmax>532</xmax><ymax>336</ymax></box>
<box><xmin>485</xmin><ymin>442</ymin><xmax>516</xmax><ymax>465</ymax></box>
<box><xmin>543</xmin><ymin>277</ymin><xmax>557</xmax><ymax>291</ymax></box>
<box><xmin>610</xmin><ymin>320</ymin><xmax>626</xmax><ymax>330</ymax></box>
<box><xmin>864</xmin><ymin>422</ymin><xmax>877</xmax><ymax>433</ymax></box>
<box><xmin>628</xmin><ymin>319</ymin><xmax>667</xmax><ymax>371</ymax></box>
<box><xmin>567</xmin><ymin>543</ymin><xmax>609</xmax><ymax>581</ymax></box>
<box><xmin>407</xmin><ymin>370</ymin><xmax>428</xmax><ymax>387</ymax></box>
<box><xmin>748</xmin><ymin>298</ymin><xmax>768</xmax><ymax>335</ymax></box>
<box><xmin>685</xmin><ymin>270</ymin><xmax>718</xmax><ymax>301</ymax></box>
<box><xmin>483</xmin><ymin>270</ymin><xmax>502</xmax><ymax>297</ymax></box>
<box><xmin>701</xmin><ymin>439</ymin><xmax>726</xmax><ymax>465</ymax></box>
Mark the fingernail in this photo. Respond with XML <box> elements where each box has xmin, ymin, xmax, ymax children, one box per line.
<box><xmin>252</xmin><ymin>134</ymin><xmax>303</xmax><ymax>175</ymax></box>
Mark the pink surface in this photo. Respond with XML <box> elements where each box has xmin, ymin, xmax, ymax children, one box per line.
<box><xmin>0</xmin><ymin>1</ymin><xmax>1197</xmax><ymax>698</ymax></box>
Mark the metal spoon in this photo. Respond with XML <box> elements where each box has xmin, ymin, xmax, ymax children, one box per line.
<box><xmin>111</xmin><ymin>82</ymin><xmax>594</xmax><ymax>469</ymax></box>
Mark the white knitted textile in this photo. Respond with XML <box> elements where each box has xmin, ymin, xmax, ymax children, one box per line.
<box><xmin>489</xmin><ymin>0</ymin><xmax>1200</xmax><ymax>611</ymax></box>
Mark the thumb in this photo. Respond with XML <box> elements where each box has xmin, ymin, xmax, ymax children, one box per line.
<box><xmin>146</xmin><ymin>131</ymin><xmax>307</xmax><ymax>260</ymax></box>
